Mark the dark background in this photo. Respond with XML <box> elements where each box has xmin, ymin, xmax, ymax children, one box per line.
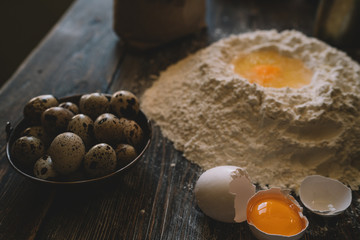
<box><xmin>0</xmin><ymin>0</ymin><xmax>74</xmax><ymax>87</ymax></box>
<box><xmin>1</xmin><ymin>0</ymin><xmax>359</xmax><ymax>88</ymax></box>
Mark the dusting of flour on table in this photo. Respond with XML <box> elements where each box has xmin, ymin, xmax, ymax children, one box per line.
<box><xmin>141</xmin><ymin>30</ymin><xmax>360</xmax><ymax>191</ymax></box>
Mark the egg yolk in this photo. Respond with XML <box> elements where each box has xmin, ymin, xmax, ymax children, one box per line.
<box><xmin>247</xmin><ymin>198</ymin><xmax>304</xmax><ymax>236</ymax></box>
<box><xmin>232</xmin><ymin>50</ymin><xmax>313</xmax><ymax>88</ymax></box>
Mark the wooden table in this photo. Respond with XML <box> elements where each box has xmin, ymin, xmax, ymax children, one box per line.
<box><xmin>1</xmin><ymin>0</ymin><xmax>359</xmax><ymax>239</ymax></box>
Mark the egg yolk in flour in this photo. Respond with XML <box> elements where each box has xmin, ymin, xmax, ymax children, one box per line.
<box><xmin>247</xmin><ymin>198</ymin><xmax>305</xmax><ymax>236</ymax></box>
<box><xmin>232</xmin><ymin>50</ymin><xmax>313</xmax><ymax>88</ymax></box>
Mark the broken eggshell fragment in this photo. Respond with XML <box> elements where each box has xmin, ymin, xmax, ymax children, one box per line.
<box><xmin>230</xmin><ymin>168</ymin><xmax>257</xmax><ymax>223</ymax></box>
<box><xmin>299</xmin><ymin>175</ymin><xmax>352</xmax><ymax>216</ymax></box>
<box><xmin>194</xmin><ymin>165</ymin><xmax>255</xmax><ymax>223</ymax></box>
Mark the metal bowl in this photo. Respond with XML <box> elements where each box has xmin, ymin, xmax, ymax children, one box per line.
<box><xmin>5</xmin><ymin>94</ymin><xmax>152</xmax><ymax>185</ymax></box>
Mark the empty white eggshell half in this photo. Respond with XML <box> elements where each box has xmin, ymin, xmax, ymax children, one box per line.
<box><xmin>194</xmin><ymin>165</ymin><xmax>256</xmax><ymax>223</ymax></box>
<box><xmin>299</xmin><ymin>175</ymin><xmax>352</xmax><ymax>216</ymax></box>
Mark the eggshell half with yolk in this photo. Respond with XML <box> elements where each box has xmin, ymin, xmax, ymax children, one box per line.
<box><xmin>194</xmin><ymin>166</ymin><xmax>309</xmax><ymax>240</ymax></box>
<box><xmin>246</xmin><ymin>188</ymin><xmax>309</xmax><ymax>240</ymax></box>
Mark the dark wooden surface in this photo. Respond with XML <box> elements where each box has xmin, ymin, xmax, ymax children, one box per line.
<box><xmin>0</xmin><ymin>0</ymin><xmax>359</xmax><ymax>239</ymax></box>
<box><xmin>0</xmin><ymin>0</ymin><xmax>74</xmax><ymax>86</ymax></box>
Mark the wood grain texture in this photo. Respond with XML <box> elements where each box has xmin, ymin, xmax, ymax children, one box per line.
<box><xmin>0</xmin><ymin>0</ymin><xmax>359</xmax><ymax>239</ymax></box>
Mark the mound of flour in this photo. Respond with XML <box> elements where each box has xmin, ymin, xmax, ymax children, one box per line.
<box><xmin>141</xmin><ymin>30</ymin><xmax>360</xmax><ymax>191</ymax></box>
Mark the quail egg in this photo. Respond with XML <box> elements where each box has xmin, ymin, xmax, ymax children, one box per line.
<box><xmin>10</xmin><ymin>92</ymin><xmax>150</xmax><ymax>183</ymax></box>
<box><xmin>21</xmin><ymin>125</ymin><xmax>52</xmax><ymax>147</ymax></box>
<box><xmin>33</xmin><ymin>155</ymin><xmax>58</xmax><ymax>179</ymax></box>
<box><xmin>110</xmin><ymin>90</ymin><xmax>140</xmax><ymax>118</ymax></box>
<box><xmin>67</xmin><ymin>114</ymin><xmax>95</xmax><ymax>149</ymax></box>
<box><xmin>123</xmin><ymin>119</ymin><xmax>143</xmax><ymax>147</ymax></box>
<box><xmin>23</xmin><ymin>94</ymin><xmax>59</xmax><ymax>124</ymax></box>
<box><xmin>115</xmin><ymin>143</ymin><xmax>137</xmax><ymax>168</ymax></box>
<box><xmin>11</xmin><ymin>136</ymin><xmax>45</xmax><ymax>169</ymax></box>
<box><xmin>59</xmin><ymin>101</ymin><xmax>79</xmax><ymax>114</ymax></box>
<box><xmin>79</xmin><ymin>93</ymin><xmax>110</xmax><ymax>120</ymax></box>
<box><xmin>41</xmin><ymin>107</ymin><xmax>74</xmax><ymax>136</ymax></box>
<box><xmin>48</xmin><ymin>132</ymin><xmax>85</xmax><ymax>175</ymax></box>
<box><xmin>84</xmin><ymin>143</ymin><xmax>117</xmax><ymax>177</ymax></box>
<box><xmin>94</xmin><ymin>113</ymin><xmax>124</xmax><ymax>145</ymax></box>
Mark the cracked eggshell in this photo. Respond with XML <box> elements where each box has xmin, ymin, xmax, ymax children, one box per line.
<box><xmin>48</xmin><ymin>132</ymin><xmax>85</xmax><ymax>175</ymax></box>
<box><xmin>194</xmin><ymin>165</ymin><xmax>255</xmax><ymax>223</ymax></box>
<box><xmin>299</xmin><ymin>175</ymin><xmax>352</xmax><ymax>216</ymax></box>
<box><xmin>247</xmin><ymin>188</ymin><xmax>309</xmax><ymax>240</ymax></box>
<box><xmin>230</xmin><ymin>168</ymin><xmax>257</xmax><ymax>223</ymax></box>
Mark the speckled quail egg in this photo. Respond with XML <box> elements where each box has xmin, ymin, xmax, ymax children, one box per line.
<box><xmin>67</xmin><ymin>114</ymin><xmax>95</xmax><ymax>149</ymax></box>
<box><xmin>123</xmin><ymin>119</ymin><xmax>143</xmax><ymax>147</ymax></box>
<box><xmin>94</xmin><ymin>113</ymin><xmax>125</xmax><ymax>145</ymax></box>
<box><xmin>23</xmin><ymin>94</ymin><xmax>59</xmax><ymax>124</ymax></box>
<box><xmin>110</xmin><ymin>90</ymin><xmax>140</xmax><ymax>118</ymax></box>
<box><xmin>59</xmin><ymin>102</ymin><xmax>79</xmax><ymax>115</ymax></box>
<box><xmin>84</xmin><ymin>143</ymin><xmax>117</xmax><ymax>177</ymax></box>
<box><xmin>115</xmin><ymin>143</ymin><xmax>137</xmax><ymax>168</ymax></box>
<box><xmin>41</xmin><ymin>107</ymin><xmax>74</xmax><ymax>136</ymax></box>
<box><xmin>21</xmin><ymin>125</ymin><xmax>52</xmax><ymax>147</ymax></box>
<box><xmin>79</xmin><ymin>93</ymin><xmax>110</xmax><ymax>120</ymax></box>
<box><xmin>11</xmin><ymin>136</ymin><xmax>45</xmax><ymax>169</ymax></box>
<box><xmin>48</xmin><ymin>132</ymin><xmax>85</xmax><ymax>175</ymax></box>
<box><xmin>33</xmin><ymin>155</ymin><xmax>58</xmax><ymax>179</ymax></box>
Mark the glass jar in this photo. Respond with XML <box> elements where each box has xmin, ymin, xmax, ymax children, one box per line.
<box><xmin>113</xmin><ymin>0</ymin><xmax>206</xmax><ymax>49</ymax></box>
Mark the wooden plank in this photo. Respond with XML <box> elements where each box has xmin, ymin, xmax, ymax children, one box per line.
<box><xmin>0</xmin><ymin>0</ymin><xmax>121</xmax><ymax>239</ymax></box>
<box><xmin>0</xmin><ymin>0</ymin><xmax>120</xmax><ymax>128</ymax></box>
<box><xmin>0</xmin><ymin>0</ymin><xmax>359</xmax><ymax>239</ymax></box>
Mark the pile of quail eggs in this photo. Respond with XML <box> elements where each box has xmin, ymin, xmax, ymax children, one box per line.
<box><xmin>11</xmin><ymin>91</ymin><xmax>145</xmax><ymax>181</ymax></box>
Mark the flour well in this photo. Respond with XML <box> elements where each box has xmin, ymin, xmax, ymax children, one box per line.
<box><xmin>141</xmin><ymin>30</ymin><xmax>360</xmax><ymax>191</ymax></box>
